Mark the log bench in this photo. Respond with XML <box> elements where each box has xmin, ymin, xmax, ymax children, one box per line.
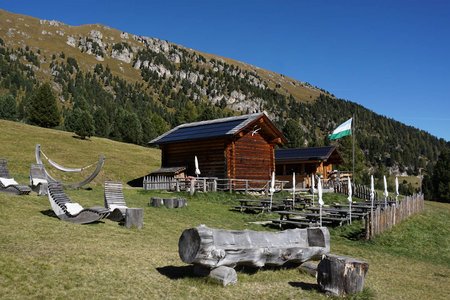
<box><xmin>179</xmin><ymin>225</ymin><xmax>330</xmax><ymax>285</ymax></box>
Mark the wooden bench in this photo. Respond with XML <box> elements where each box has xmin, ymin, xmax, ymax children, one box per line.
<box><xmin>271</xmin><ymin>218</ymin><xmax>322</xmax><ymax>228</ymax></box>
<box><xmin>234</xmin><ymin>205</ymin><xmax>269</xmax><ymax>213</ymax></box>
<box><xmin>235</xmin><ymin>199</ymin><xmax>272</xmax><ymax>213</ymax></box>
<box><xmin>274</xmin><ymin>210</ymin><xmax>349</xmax><ymax>227</ymax></box>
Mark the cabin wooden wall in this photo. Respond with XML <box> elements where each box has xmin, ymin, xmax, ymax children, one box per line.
<box><xmin>159</xmin><ymin>132</ymin><xmax>275</xmax><ymax>181</ymax></box>
<box><xmin>231</xmin><ymin>131</ymin><xmax>274</xmax><ymax>181</ymax></box>
<box><xmin>316</xmin><ymin>163</ymin><xmax>333</xmax><ymax>179</ymax></box>
<box><xmin>161</xmin><ymin>138</ymin><xmax>227</xmax><ymax>178</ymax></box>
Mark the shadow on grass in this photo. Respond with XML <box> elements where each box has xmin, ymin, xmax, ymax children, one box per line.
<box><xmin>342</xmin><ymin>227</ymin><xmax>366</xmax><ymax>241</ymax></box>
<box><xmin>156</xmin><ymin>265</ymin><xmax>197</xmax><ymax>280</ymax></box>
<box><xmin>71</xmin><ymin>135</ymin><xmax>92</xmax><ymax>141</ymax></box>
<box><xmin>40</xmin><ymin>209</ymin><xmax>105</xmax><ymax>224</ymax></box>
<box><xmin>288</xmin><ymin>281</ymin><xmax>319</xmax><ymax>291</ymax></box>
<box><xmin>40</xmin><ymin>209</ymin><xmax>58</xmax><ymax>219</ymax></box>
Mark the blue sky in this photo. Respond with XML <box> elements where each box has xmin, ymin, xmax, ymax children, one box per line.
<box><xmin>2</xmin><ymin>0</ymin><xmax>449</xmax><ymax>140</ymax></box>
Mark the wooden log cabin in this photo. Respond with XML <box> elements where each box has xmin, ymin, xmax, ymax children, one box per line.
<box><xmin>275</xmin><ymin>146</ymin><xmax>343</xmax><ymax>187</ymax></box>
<box><xmin>149</xmin><ymin>112</ymin><xmax>287</xmax><ymax>182</ymax></box>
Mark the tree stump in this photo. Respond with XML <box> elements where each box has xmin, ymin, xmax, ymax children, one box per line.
<box><xmin>179</xmin><ymin>225</ymin><xmax>330</xmax><ymax>268</ymax></box>
<box><xmin>150</xmin><ymin>197</ymin><xmax>163</xmax><ymax>207</ymax></box>
<box><xmin>163</xmin><ymin>198</ymin><xmax>175</xmax><ymax>208</ymax></box>
<box><xmin>125</xmin><ymin>208</ymin><xmax>144</xmax><ymax>229</ymax></box>
<box><xmin>176</xmin><ymin>198</ymin><xmax>187</xmax><ymax>208</ymax></box>
<box><xmin>317</xmin><ymin>254</ymin><xmax>369</xmax><ymax>296</ymax></box>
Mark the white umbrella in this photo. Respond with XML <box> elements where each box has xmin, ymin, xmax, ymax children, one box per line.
<box><xmin>311</xmin><ymin>174</ymin><xmax>315</xmax><ymax>206</ymax></box>
<box><xmin>370</xmin><ymin>175</ymin><xmax>375</xmax><ymax>208</ymax></box>
<box><xmin>383</xmin><ymin>175</ymin><xmax>388</xmax><ymax>207</ymax></box>
<box><xmin>292</xmin><ymin>172</ymin><xmax>296</xmax><ymax>208</ymax></box>
<box><xmin>395</xmin><ymin>176</ymin><xmax>399</xmax><ymax>204</ymax></box>
<box><xmin>194</xmin><ymin>156</ymin><xmax>201</xmax><ymax>177</ymax></box>
<box><xmin>318</xmin><ymin>177</ymin><xmax>324</xmax><ymax>226</ymax></box>
<box><xmin>269</xmin><ymin>171</ymin><xmax>276</xmax><ymax>210</ymax></box>
<box><xmin>348</xmin><ymin>177</ymin><xmax>352</xmax><ymax>224</ymax></box>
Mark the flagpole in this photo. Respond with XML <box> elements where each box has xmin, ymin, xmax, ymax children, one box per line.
<box><xmin>352</xmin><ymin>113</ymin><xmax>355</xmax><ymax>183</ymax></box>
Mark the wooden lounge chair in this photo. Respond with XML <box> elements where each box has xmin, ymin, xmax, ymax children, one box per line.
<box><xmin>47</xmin><ymin>181</ymin><xmax>109</xmax><ymax>224</ymax></box>
<box><xmin>104</xmin><ymin>181</ymin><xmax>128</xmax><ymax>221</ymax></box>
<box><xmin>0</xmin><ymin>159</ymin><xmax>31</xmax><ymax>195</ymax></box>
<box><xmin>30</xmin><ymin>164</ymin><xmax>49</xmax><ymax>196</ymax></box>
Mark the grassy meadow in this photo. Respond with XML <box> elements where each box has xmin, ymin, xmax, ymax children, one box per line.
<box><xmin>0</xmin><ymin>120</ymin><xmax>449</xmax><ymax>299</ymax></box>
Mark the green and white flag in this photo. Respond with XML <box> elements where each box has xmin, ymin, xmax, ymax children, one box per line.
<box><xmin>329</xmin><ymin>118</ymin><xmax>352</xmax><ymax>140</ymax></box>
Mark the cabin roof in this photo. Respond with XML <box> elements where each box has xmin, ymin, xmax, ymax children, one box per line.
<box><xmin>276</xmin><ymin>146</ymin><xmax>343</xmax><ymax>164</ymax></box>
<box><xmin>149</xmin><ymin>112</ymin><xmax>286</xmax><ymax>145</ymax></box>
<box><xmin>150</xmin><ymin>166</ymin><xmax>186</xmax><ymax>176</ymax></box>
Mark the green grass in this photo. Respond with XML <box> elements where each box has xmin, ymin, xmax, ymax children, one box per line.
<box><xmin>0</xmin><ymin>120</ymin><xmax>449</xmax><ymax>299</ymax></box>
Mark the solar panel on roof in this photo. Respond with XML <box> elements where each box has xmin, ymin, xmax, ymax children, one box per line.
<box><xmin>276</xmin><ymin>147</ymin><xmax>334</xmax><ymax>160</ymax></box>
<box><xmin>156</xmin><ymin>119</ymin><xmax>245</xmax><ymax>144</ymax></box>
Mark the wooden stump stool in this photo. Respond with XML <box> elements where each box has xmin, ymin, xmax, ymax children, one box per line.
<box><xmin>125</xmin><ymin>208</ymin><xmax>144</xmax><ymax>229</ymax></box>
<box><xmin>317</xmin><ymin>254</ymin><xmax>369</xmax><ymax>296</ymax></box>
<box><xmin>150</xmin><ymin>197</ymin><xmax>163</xmax><ymax>207</ymax></box>
<box><xmin>163</xmin><ymin>198</ymin><xmax>175</xmax><ymax>208</ymax></box>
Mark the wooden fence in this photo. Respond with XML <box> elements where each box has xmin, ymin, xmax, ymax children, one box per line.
<box><xmin>143</xmin><ymin>176</ymin><xmax>288</xmax><ymax>194</ymax></box>
<box><xmin>365</xmin><ymin>193</ymin><xmax>424</xmax><ymax>240</ymax></box>
<box><xmin>335</xmin><ymin>182</ymin><xmax>397</xmax><ymax>202</ymax></box>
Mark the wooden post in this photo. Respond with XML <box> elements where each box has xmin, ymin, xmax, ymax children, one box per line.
<box><xmin>317</xmin><ymin>254</ymin><xmax>369</xmax><ymax>296</ymax></box>
<box><xmin>190</xmin><ymin>178</ymin><xmax>195</xmax><ymax>195</ymax></box>
<box><xmin>125</xmin><ymin>208</ymin><xmax>144</xmax><ymax>229</ymax></box>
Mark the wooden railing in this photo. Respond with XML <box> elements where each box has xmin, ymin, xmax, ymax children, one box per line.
<box><xmin>143</xmin><ymin>176</ymin><xmax>288</xmax><ymax>194</ymax></box>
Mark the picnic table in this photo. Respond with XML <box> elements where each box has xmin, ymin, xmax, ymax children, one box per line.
<box><xmin>234</xmin><ymin>199</ymin><xmax>272</xmax><ymax>213</ymax></box>
<box><xmin>271</xmin><ymin>210</ymin><xmax>322</xmax><ymax>228</ymax></box>
<box><xmin>271</xmin><ymin>210</ymin><xmax>349</xmax><ymax>228</ymax></box>
<box><xmin>307</xmin><ymin>207</ymin><xmax>368</xmax><ymax>219</ymax></box>
<box><xmin>280</xmin><ymin>198</ymin><xmax>308</xmax><ymax>210</ymax></box>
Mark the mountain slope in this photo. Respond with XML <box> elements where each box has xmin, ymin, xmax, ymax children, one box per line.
<box><xmin>0</xmin><ymin>9</ymin><xmax>446</xmax><ymax>182</ymax></box>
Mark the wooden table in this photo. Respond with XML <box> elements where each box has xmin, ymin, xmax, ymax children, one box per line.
<box><xmin>272</xmin><ymin>209</ymin><xmax>349</xmax><ymax>228</ymax></box>
<box><xmin>235</xmin><ymin>199</ymin><xmax>272</xmax><ymax>213</ymax></box>
<box><xmin>307</xmin><ymin>207</ymin><xmax>368</xmax><ymax>219</ymax></box>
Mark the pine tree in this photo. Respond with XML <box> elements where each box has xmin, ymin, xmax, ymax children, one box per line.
<box><xmin>0</xmin><ymin>94</ymin><xmax>17</xmax><ymax>120</ymax></box>
<box><xmin>27</xmin><ymin>83</ymin><xmax>60</xmax><ymax>128</ymax></box>
<box><xmin>431</xmin><ymin>146</ymin><xmax>450</xmax><ymax>202</ymax></box>
<box><xmin>93</xmin><ymin>108</ymin><xmax>110</xmax><ymax>137</ymax></box>
<box><xmin>64</xmin><ymin>108</ymin><xmax>95</xmax><ymax>139</ymax></box>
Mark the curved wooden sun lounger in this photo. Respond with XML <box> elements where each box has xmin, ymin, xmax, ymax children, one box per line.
<box><xmin>30</xmin><ymin>164</ymin><xmax>49</xmax><ymax>196</ymax></box>
<box><xmin>47</xmin><ymin>181</ymin><xmax>109</xmax><ymax>224</ymax></box>
<box><xmin>104</xmin><ymin>181</ymin><xmax>128</xmax><ymax>221</ymax></box>
<box><xmin>0</xmin><ymin>159</ymin><xmax>31</xmax><ymax>195</ymax></box>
